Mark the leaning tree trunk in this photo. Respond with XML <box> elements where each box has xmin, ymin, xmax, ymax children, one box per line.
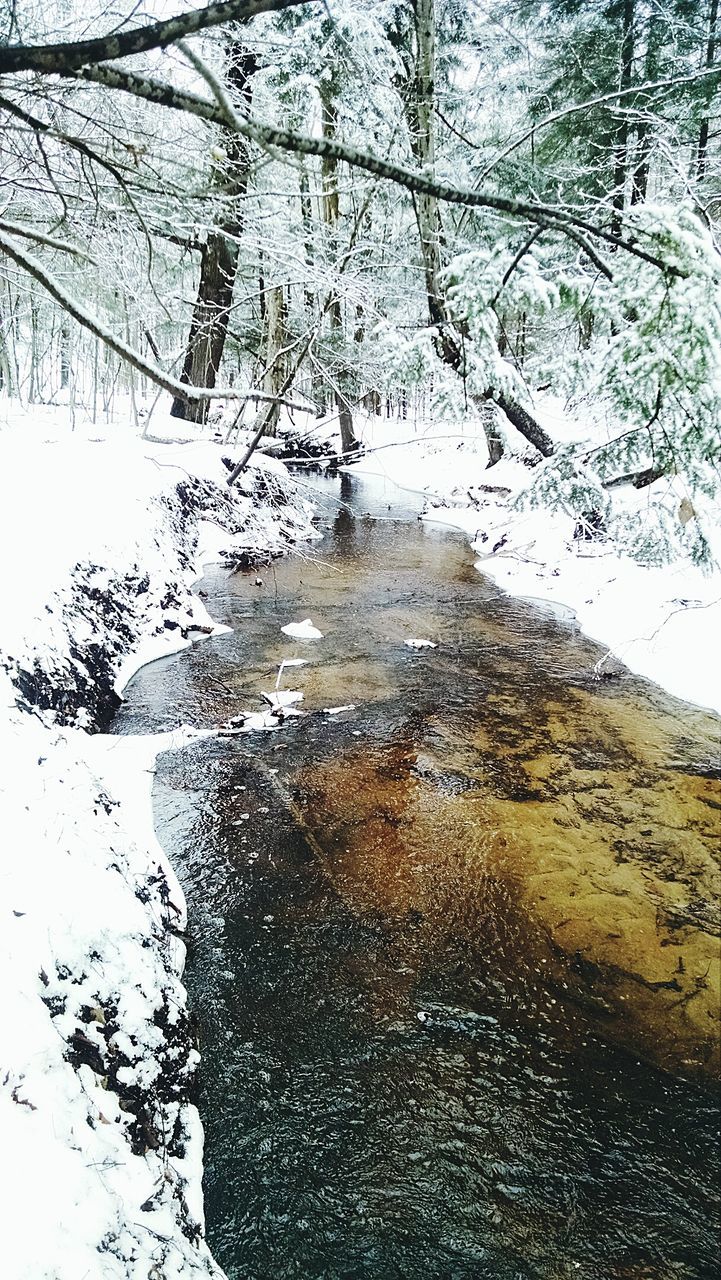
<box><xmin>405</xmin><ymin>0</ymin><xmax>552</xmax><ymax>463</ymax></box>
<box><xmin>171</xmin><ymin>45</ymin><xmax>257</xmax><ymax>421</ymax></box>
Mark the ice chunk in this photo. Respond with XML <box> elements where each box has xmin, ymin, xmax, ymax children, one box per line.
<box><xmin>281</xmin><ymin>617</ymin><xmax>323</xmax><ymax>640</ymax></box>
<box><xmin>261</xmin><ymin>689</ymin><xmax>304</xmax><ymax>713</ymax></box>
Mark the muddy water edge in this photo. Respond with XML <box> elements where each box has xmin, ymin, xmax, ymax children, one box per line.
<box><xmin>115</xmin><ymin>472</ymin><xmax>721</xmax><ymax>1280</ymax></box>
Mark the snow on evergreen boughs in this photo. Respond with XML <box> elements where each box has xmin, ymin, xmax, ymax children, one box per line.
<box><xmin>583</xmin><ymin>205</ymin><xmax>721</xmax><ymax>486</ymax></box>
<box><xmin>445</xmin><ymin>210</ymin><xmax>721</xmax><ymax>566</ymax></box>
<box><xmin>374</xmin><ymin>321</ymin><xmax>472</xmax><ymax>420</ymax></box>
<box><xmin>514</xmin><ymin>444</ymin><xmax>610</xmax><ymax>521</ymax></box>
<box><xmin>445</xmin><ymin>244</ymin><xmax>558</xmax><ymax>402</ymax></box>
<box><xmin>609</xmin><ymin>500</ymin><xmax>712</xmax><ymax>569</ymax></box>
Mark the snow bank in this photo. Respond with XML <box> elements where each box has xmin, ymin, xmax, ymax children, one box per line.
<box><xmin>0</xmin><ymin>402</ymin><xmax>316</xmax><ymax>1278</ymax></box>
<box><xmin>428</xmin><ymin>468</ymin><xmax>721</xmax><ymax>717</ymax></box>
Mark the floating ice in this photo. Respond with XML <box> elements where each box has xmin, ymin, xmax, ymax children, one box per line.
<box><xmin>261</xmin><ymin>689</ymin><xmax>304</xmax><ymax>713</ymax></box>
<box><xmin>281</xmin><ymin>617</ymin><xmax>323</xmax><ymax>640</ymax></box>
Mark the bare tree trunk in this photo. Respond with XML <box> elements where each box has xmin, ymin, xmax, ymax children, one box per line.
<box><xmin>258</xmin><ymin>247</ymin><xmax>266</xmax><ymax>322</ymax></box>
<box><xmin>260</xmin><ymin>284</ymin><xmax>286</xmax><ymax>437</ymax></box>
<box><xmin>319</xmin><ymin>91</ymin><xmax>358</xmax><ymax>455</ymax></box>
<box><xmin>0</xmin><ymin>281</ymin><xmax>18</xmax><ymax>396</ymax></box>
<box><xmin>59</xmin><ymin>321</ymin><xmax>70</xmax><ymax>390</ymax></box>
<box><xmin>630</xmin><ymin>13</ymin><xmax>661</xmax><ymax>204</ymax></box>
<box><xmin>29</xmin><ymin>298</ymin><xmax>40</xmax><ymax>401</ymax></box>
<box><xmin>171</xmin><ymin>45</ymin><xmax>256</xmax><ymax>421</ymax></box>
<box><xmin>697</xmin><ymin>0</ymin><xmax>719</xmax><ymax>181</ymax></box>
<box><xmin>299</xmin><ymin>163</ymin><xmax>326</xmax><ymax>413</ymax></box>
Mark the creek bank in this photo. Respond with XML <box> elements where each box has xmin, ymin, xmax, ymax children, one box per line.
<box><xmin>0</xmin><ymin>426</ymin><xmax>315</xmax><ymax>1279</ymax></box>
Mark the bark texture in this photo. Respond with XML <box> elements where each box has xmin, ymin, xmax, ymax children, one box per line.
<box><xmin>171</xmin><ymin>45</ymin><xmax>256</xmax><ymax>421</ymax></box>
<box><xmin>697</xmin><ymin>0</ymin><xmax>719</xmax><ymax>180</ymax></box>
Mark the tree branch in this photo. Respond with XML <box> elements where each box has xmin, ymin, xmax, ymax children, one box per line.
<box><xmin>69</xmin><ymin>61</ymin><xmax>683</xmax><ymax>275</ymax></box>
<box><xmin>0</xmin><ymin>217</ymin><xmax>92</xmax><ymax>258</ymax></box>
<box><xmin>479</xmin><ymin>66</ymin><xmax>721</xmax><ymax>180</ymax></box>
<box><xmin>0</xmin><ymin>0</ymin><xmax>315</xmax><ymax>76</ymax></box>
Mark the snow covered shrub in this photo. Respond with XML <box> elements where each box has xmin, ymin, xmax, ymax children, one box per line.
<box><xmin>546</xmin><ymin>205</ymin><xmax>721</xmax><ymax>566</ymax></box>
<box><xmin>448</xmin><ymin>211</ymin><xmax>721</xmax><ymax>566</ymax></box>
<box><xmin>444</xmin><ymin>244</ymin><xmax>559</xmax><ymax>403</ymax></box>
<box><xmin>514</xmin><ymin>444</ymin><xmax>610</xmax><ymax>523</ymax></box>
<box><xmin>609</xmin><ymin>500</ymin><xmax>712</xmax><ymax>569</ymax></box>
<box><xmin>447</xmin><ymin>243</ymin><xmax>558</xmax><ymax>327</ymax></box>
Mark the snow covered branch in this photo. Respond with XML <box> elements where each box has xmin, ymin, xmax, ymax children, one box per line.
<box><xmin>0</xmin><ymin>0</ymin><xmax>316</xmax><ymax>76</ymax></box>
<box><xmin>66</xmin><ymin>61</ymin><xmax>682</xmax><ymax>276</ymax></box>
<box><xmin>0</xmin><ymin>217</ymin><xmax>92</xmax><ymax>258</ymax></box>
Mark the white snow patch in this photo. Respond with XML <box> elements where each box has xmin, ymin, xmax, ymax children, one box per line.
<box><xmin>261</xmin><ymin>689</ymin><xmax>304</xmax><ymax>712</ymax></box>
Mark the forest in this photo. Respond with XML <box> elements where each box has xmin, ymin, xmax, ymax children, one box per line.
<box><xmin>1</xmin><ymin>3</ymin><xmax>720</xmax><ymax>1279</ymax></box>
<box><xmin>1</xmin><ymin>0</ymin><xmax>720</xmax><ymax>559</ymax></box>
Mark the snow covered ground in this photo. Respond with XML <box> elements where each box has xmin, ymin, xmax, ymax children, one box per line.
<box><xmin>0</xmin><ymin>399</ymin><xmax>316</xmax><ymax>1279</ymax></box>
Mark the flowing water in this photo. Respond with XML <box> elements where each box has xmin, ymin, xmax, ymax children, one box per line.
<box><xmin>116</xmin><ymin>472</ymin><xmax>721</xmax><ymax>1280</ymax></box>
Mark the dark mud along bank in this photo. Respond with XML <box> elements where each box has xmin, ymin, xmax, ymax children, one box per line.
<box><xmin>116</xmin><ymin>471</ymin><xmax>721</xmax><ymax>1280</ymax></box>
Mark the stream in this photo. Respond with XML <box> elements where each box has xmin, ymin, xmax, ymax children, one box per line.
<box><xmin>116</xmin><ymin>471</ymin><xmax>721</xmax><ymax>1280</ymax></box>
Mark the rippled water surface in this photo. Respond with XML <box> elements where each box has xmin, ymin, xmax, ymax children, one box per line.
<box><xmin>117</xmin><ymin>471</ymin><xmax>721</xmax><ymax>1280</ymax></box>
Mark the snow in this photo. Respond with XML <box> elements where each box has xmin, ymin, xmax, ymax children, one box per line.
<box><xmin>280</xmin><ymin>616</ymin><xmax>324</xmax><ymax>639</ymax></box>
<box><xmin>404</xmin><ymin>638</ymin><xmax>438</xmax><ymax>649</ymax></box>
<box><xmin>261</xmin><ymin>688</ymin><xmax>304</xmax><ymax>712</ymax></box>
<box><xmin>0</xmin><ymin>399</ymin><xmax>316</xmax><ymax>1279</ymax></box>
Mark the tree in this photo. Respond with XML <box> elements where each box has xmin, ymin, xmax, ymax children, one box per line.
<box><xmin>171</xmin><ymin>40</ymin><xmax>258</xmax><ymax>422</ymax></box>
<box><xmin>386</xmin><ymin>0</ymin><xmax>554</xmax><ymax>460</ymax></box>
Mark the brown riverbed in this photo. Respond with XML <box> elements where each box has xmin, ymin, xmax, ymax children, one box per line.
<box><xmin>229</xmin><ymin>490</ymin><xmax>720</xmax><ymax>1079</ymax></box>
<box><xmin>118</xmin><ymin>470</ymin><xmax>721</xmax><ymax>1279</ymax></box>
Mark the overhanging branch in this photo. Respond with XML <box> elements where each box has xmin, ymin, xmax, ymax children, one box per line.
<box><xmin>68</xmin><ymin>61</ymin><xmax>682</xmax><ymax>276</ymax></box>
<box><xmin>0</xmin><ymin>0</ymin><xmax>315</xmax><ymax>76</ymax></box>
